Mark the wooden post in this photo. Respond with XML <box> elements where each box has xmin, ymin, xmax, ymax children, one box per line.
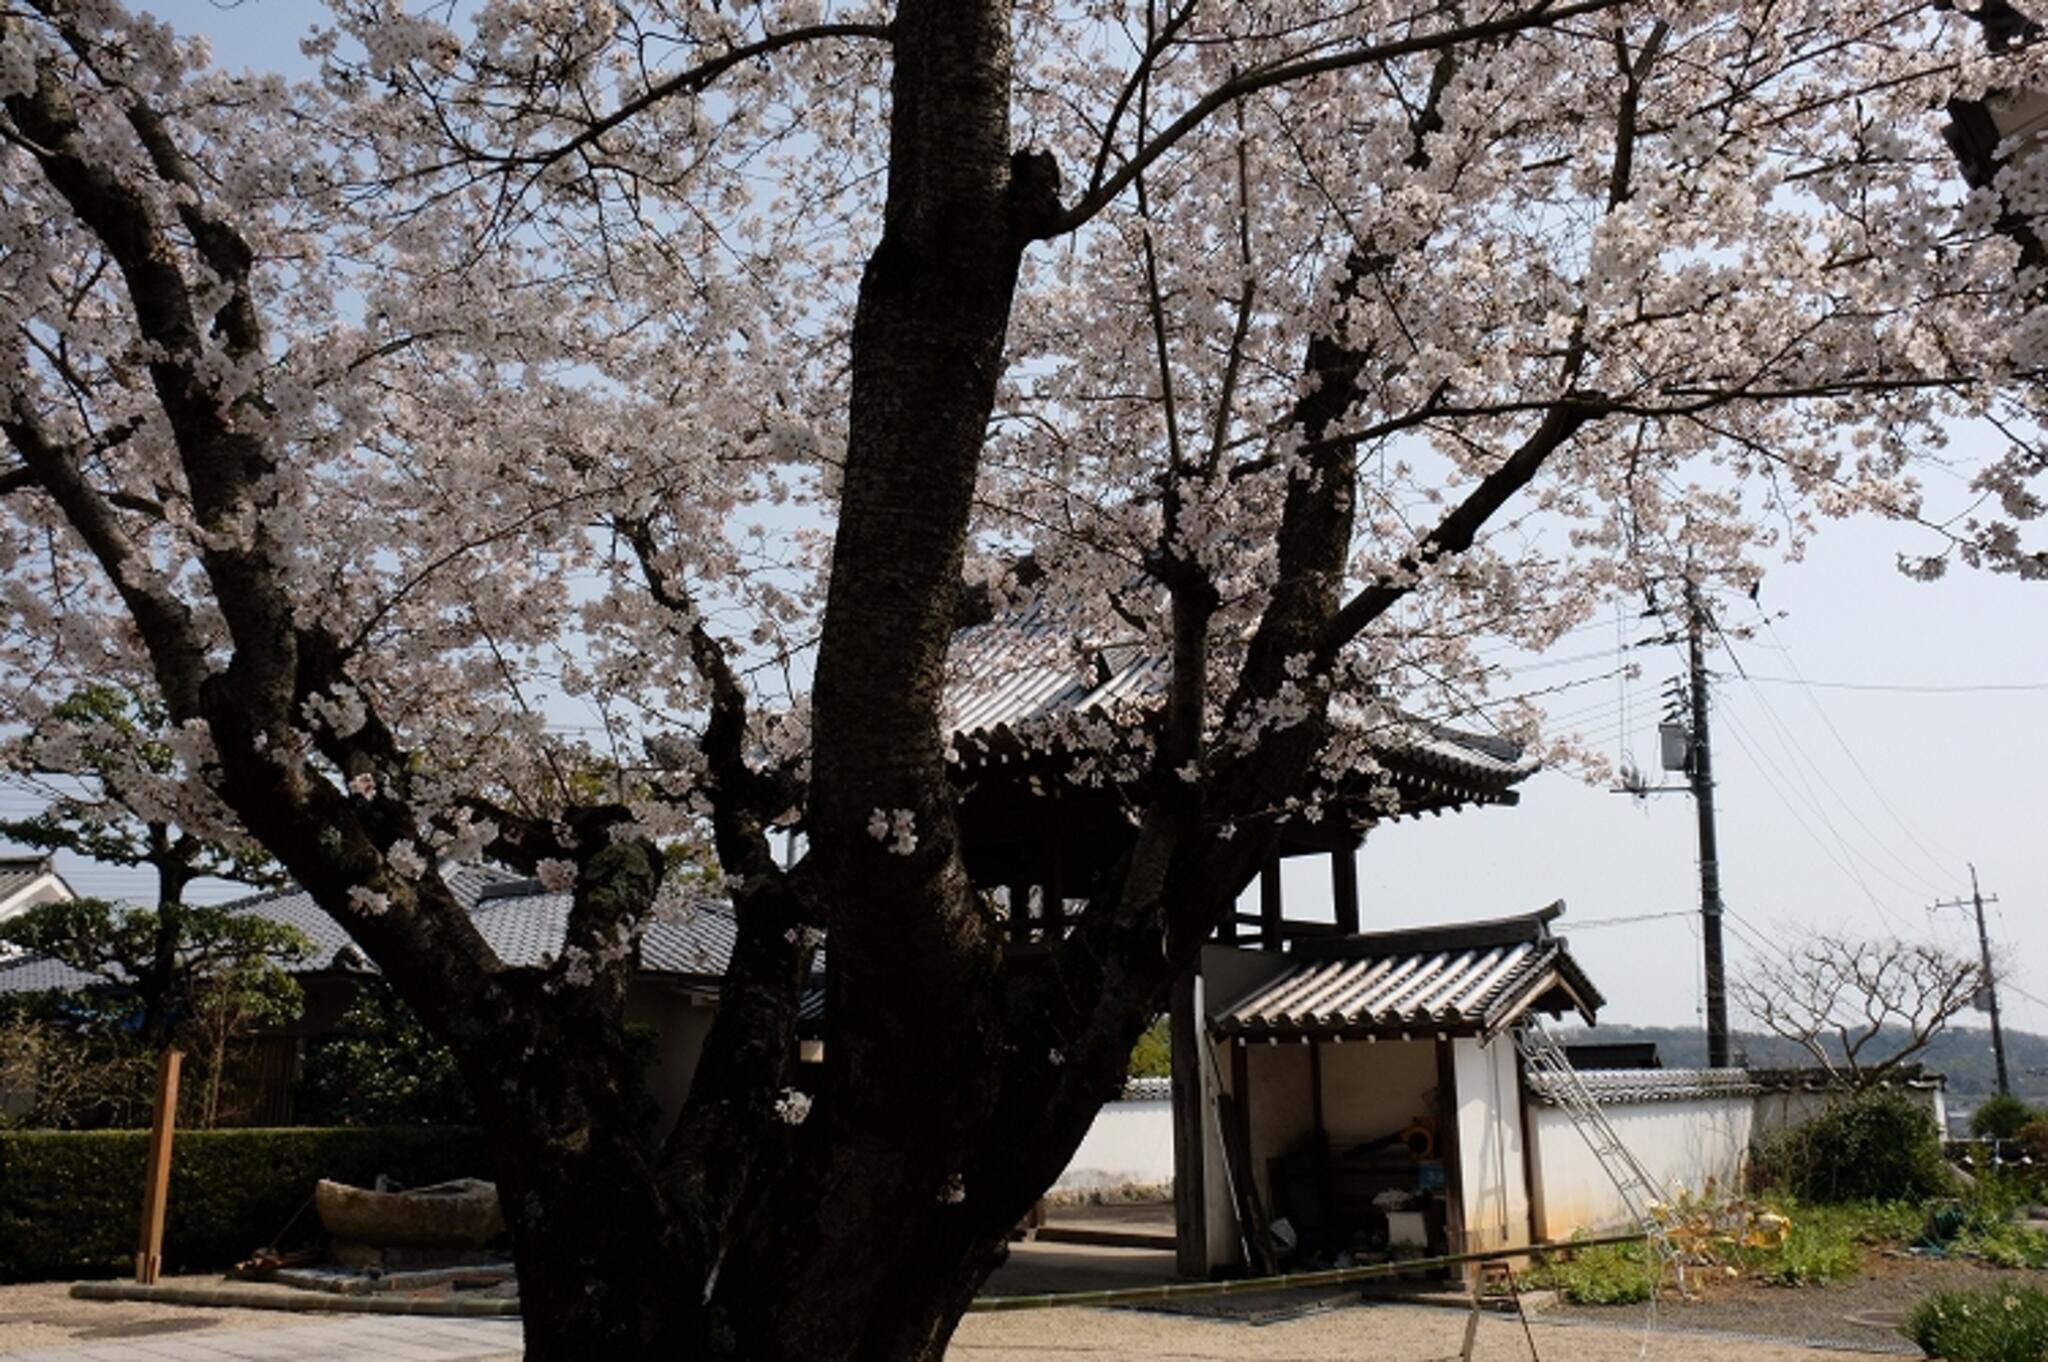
<box><xmin>135</xmin><ymin>1048</ymin><xmax>182</xmax><ymax>1285</ymax></box>
<box><xmin>1258</xmin><ymin>859</ymin><xmax>1282</xmax><ymax>948</ymax></box>
<box><xmin>1436</xmin><ymin>1040</ymin><xmax>1468</xmax><ymax>1278</ymax></box>
<box><xmin>1170</xmin><ymin>968</ymin><xmax>1208</xmax><ymax>1275</ymax></box>
<box><xmin>1331</xmin><ymin>845</ymin><xmax>1360</xmax><ymax>935</ymax></box>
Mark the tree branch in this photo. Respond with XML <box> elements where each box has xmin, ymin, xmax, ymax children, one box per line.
<box><xmin>1046</xmin><ymin>0</ymin><xmax>1630</xmax><ymax>236</ymax></box>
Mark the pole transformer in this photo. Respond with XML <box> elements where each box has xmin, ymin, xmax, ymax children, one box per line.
<box><xmin>1934</xmin><ymin>866</ymin><xmax>2009</xmax><ymax>1098</ymax></box>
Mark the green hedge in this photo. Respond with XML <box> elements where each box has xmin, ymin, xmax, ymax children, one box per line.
<box><xmin>0</xmin><ymin>1126</ymin><xmax>491</xmax><ymax>1282</ymax></box>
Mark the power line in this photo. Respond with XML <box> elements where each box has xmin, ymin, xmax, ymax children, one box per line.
<box><xmin>1714</xmin><ymin>631</ymin><xmax>1936</xmax><ymax>915</ymax></box>
<box><xmin>1715</xmin><ymin>708</ymin><xmax>1910</xmax><ymax>928</ymax></box>
<box><xmin>1741</xmin><ymin>676</ymin><xmax>2048</xmax><ymax>693</ymax></box>
<box><xmin>1563</xmin><ymin>909</ymin><xmax>1699</xmax><ymax>930</ymax></box>
<box><xmin>1999</xmin><ymin>978</ymin><xmax>2048</xmax><ymax>1014</ymax></box>
<box><xmin>1750</xmin><ymin>610</ymin><xmax>1961</xmax><ymax>885</ymax></box>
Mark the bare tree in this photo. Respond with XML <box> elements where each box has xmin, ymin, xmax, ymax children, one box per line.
<box><xmin>1733</xmin><ymin>933</ymin><xmax>1984</xmax><ymax>1080</ymax></box>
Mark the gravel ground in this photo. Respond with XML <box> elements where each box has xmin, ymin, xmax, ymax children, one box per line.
<box><xmin>0</xmin><ymin>1279</ymin><xmax>309</xmax><ymax>1355</ymax></box>
<box><xmin>950</xmin><ymin>1298</ymin><xmax>1891</xmax><ymax>1359</ymax></box>
<box><xmin>0</xmin><ymin>1271</ymin><xmax>1930</xmax><ymax>1360</ymax></box>
<box><xmin>1545</xmin><ymin>1253</ymin><xmax>2042</xmax><ymax>1355</ymax></box>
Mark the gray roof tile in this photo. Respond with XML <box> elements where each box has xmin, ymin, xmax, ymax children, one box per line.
<box><xmin>1211</xmin><ymin>905</ymin><xmax>1601</xmax><ymax>1040</ymax></box>
<box><xmin>0</xmin><ymin>867</ymin><xmax>747</xmax><ymax>994</ymax></box>
<box><xmin>0</xmin><ymin>857</ymin><xmax>58</xmax><ymax>909</ymax></box>
<box><xmin>1525</xmin><ymin>1068</ymin><xmax>1764</xmax><ymax>1106</ymax></box>
<box><xmin>945</xmin><ymin>605</ymin><xmax>1536</xmax><ymax>788</ymax></box>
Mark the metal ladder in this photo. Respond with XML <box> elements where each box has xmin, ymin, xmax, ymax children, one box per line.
<box><xmin>1514</xmin><ymin>1017</ymin><xmax>1686</xmax><ymax>1294</ymax></box>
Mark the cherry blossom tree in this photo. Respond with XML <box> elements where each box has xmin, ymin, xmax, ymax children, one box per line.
<box><xmin>0</xmin><ymin>0</ymin><xmax>2042</xmax><ymax>1356</ymax></box>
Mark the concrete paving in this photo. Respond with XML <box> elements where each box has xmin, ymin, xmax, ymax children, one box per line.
<box><xmin>0</xmin><ymin>1314</ymin><xmax>522</xmax><ymax>1362</ymax></box>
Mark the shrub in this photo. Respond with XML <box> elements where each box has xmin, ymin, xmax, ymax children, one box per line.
<box><xmin>1904</xmin><ymin>1287</ymin><xmax>2048</xmax><ymax>1362</ymax></box>
<box><xmin>2013</xmin><ymin>1117</ymin><xmax>2048</xmax><ymax>1165</ymax></box>
<box><xmin>1126</xmin><ymin>1016</ymin><xmax>1170</xmax><ymax>1080</ymax></box>
<box><xmin>0</xmin><ymin>1126</ymin><xmax>490</xmax><ymax>1282</ymax></box>
<box><xmin>1522</xmin><ymin>1238</ymin><xmax>1658</xmax><ymax>1305</ymax></box>
<box><xmin>1971</xmin><ymin>1094</ymin><xmax>2036</xmax><ymax>1141</ymax></box>
<box><xmin>1754</xmin><ymin>1089</ymin><xmax>1951</xmax><ymax>1204</ymax></box>
<box><xmin>297</xmin><ymin>982</ymin><xmax>473</xmax><ymax>1127</ymax></box>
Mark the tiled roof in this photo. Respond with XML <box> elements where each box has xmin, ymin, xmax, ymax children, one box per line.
<box><xmin>1744</xmin><ymin>1064</ymin><xmax>1947</xmax><ymax>1092</ymax></box>
<box><xmin>944</xmin><ymin>605</ymin><xmax>1536</xmax><ymax>795</ymax></box>
<box><xmin>467</xmin><ymin>881</ymin><xmax>737</xmax><ymax>977</ymax></box>
<box><xmin>1526</xmin><ymin>1067</ymin><xmax>1763</xmax><ymax>1107</ymax></box>
<box><xmin>946</xmin><ymin>602</ymin><xmax>1168</xmax><ymax>742</ymax></box>
<box><xmin>1211</xmin><ymin>903</ymin><xmax>1601</xmax><ymax>1041</ymax></box>
<box><xmin>1524</xmin><ymin>1064</ymin><xmax>1947</xmax><ymax>1105</ymax></box>
<box><xmin>0</xmin><ymin>867</ymin><xmax>749</xmax><ymax>995</ymax></box>
<box><xmin>0</xmin><ymin>857</ymin><xmax>50</xmax><ymax>904</ymax></box>
<box><xmin>0</xmin><ymin>856</ymin><xmax>67</xmax><ymax>915</ymax></box>
<box><xmin>1121</xmin><ymin>1076</ymin><xmax>1172</xmax><ymax>1101</ymax></box>
<box><xmin>0</xmin><ymin>951</ymin><xmax>97</xmax><ymax>994</ymax></box>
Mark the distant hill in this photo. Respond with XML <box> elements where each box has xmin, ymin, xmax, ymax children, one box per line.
<box><xmin>1560</xmin><ymin>1022</ymin><xmax>2048</xmax><ymax>1104</ymax></box>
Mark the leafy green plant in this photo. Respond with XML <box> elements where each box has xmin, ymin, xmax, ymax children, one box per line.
<box><xmin>1957</xmin><ymin>1221</ymin><xmax>2048</xmax><ymax>1269</ymax></box>
<box><xmin>1904</xmin><ymin>1287</ymin><xmax>2048</xmax><ymax>1362</ymax></box>
<box><xmin>1654</xmin><ymin>1186</ymin><xmax>1867</xmax><ymax>1286</ymax></box>
<box><xmin>1126</xmin><ymin>1016</ymin><xmax>1170</xmax><ymax>1079</ymax></box>
<box><xmin>1971</xmin><ymin>1094</ymin><xmax>2036</xmax><ymax>1141</ymax></box>
<box><xmin>1741</xmin><ymin>1217</ymin><xmax>1860</xmax><ymax>1284</ymax></box>
<box><xmin>298</xmin><ymin>981</ymin><xmax>474</xmax><ymax>1127</ymax></box>
<box><xmin>1753</xmin><ymin>1089</ymin><xmax>1951</xmax><ymax>1203</ymax></box>
<box><xmin>1522</xmin><ymin>1238</ymin><xmax>1658</xmax><ymax>1305</ymax></box>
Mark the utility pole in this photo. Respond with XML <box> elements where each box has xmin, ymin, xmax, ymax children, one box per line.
<box><xmin>1933</xmin><ymin>865</ymin><xmax>2009</xmax><ymax>1097</ymax></box>
<box><xmin>1685</xmin><ymin>581</ymin><xmax>1731</xmax><ymax>1069</ymax></box>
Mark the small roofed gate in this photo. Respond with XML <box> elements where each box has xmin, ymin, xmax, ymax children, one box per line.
<box><xmin>942</xmin><ymin>608</ymin><xmax>1538</xmax><ymax>949</ymax></box>
<box><xmin>1192</xmin><ymin>906</ymin><xmax>1602</xmax><ymax>1276</ymax></box>
<box><xmin>937</xmin><ymin>608</ymin><xmax>1548</xmax><ymax>1274</ymax></box>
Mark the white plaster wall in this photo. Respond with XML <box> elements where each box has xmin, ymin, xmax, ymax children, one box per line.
<box><xmin>1453</xmin><ymin>1036</ymin><xmax>1531</xmax><ymax>1254</ymax></box>
<box><xmin>1529</xmin><ymin>1096</ymin><xmax>1752</xmax><ymax>1239</ymax></box>
<box><xmin>1053</xmin><ymin>1098</ymin><xmax>1175</xmax><ymax>1191</ymax></box>
<box><xmin>624</xmin><ymin>983</ymin><xmax>717</xmax><ymax>1135</ymax></box>
<box><xmin>1320</xmin><ymin>1039</ymin><xmax>1438</xmax><ymax>1146</ymax></box>
<box><xmin>0</xmin><ymin>872</ymin><xmax>71</xmax><ymax>957</ymax></box>
<box><xmin>1243</xmin><ymin>1039</ymin><xmax>1315</xmax><ymax>1202</ymax></box>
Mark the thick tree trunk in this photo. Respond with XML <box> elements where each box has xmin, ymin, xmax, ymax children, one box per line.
<box><xmin>741</xmin><ymin>0</ymin><xmax>1048</xmax><ymax>1355</ymax></box>
<box><xmin>481</xmin><ymin>1049</ymin><xmax>691</xmax><ymax>1358</ymax></box>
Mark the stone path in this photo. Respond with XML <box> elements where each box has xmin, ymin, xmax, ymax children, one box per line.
<box><xmin>1</xmin><ymin>1315</ymin><xmax>521</xmax><ymax>1362</ymax></box>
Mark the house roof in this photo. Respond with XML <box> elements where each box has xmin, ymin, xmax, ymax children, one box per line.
<box><xmin>0</xmin><ymin>950</ymin><xmax>97</xmax><ymax>994</ymax></box>
<box><xmin>0</xmin><ymin>855</ymin><xmax>73</xmax><ymax>918</ymax></box>
<box><xmin>467</xmin><ymin>878</ymin><xmax>737</xmax><ymax>977</ymax></box>
<box><xmin>0</xmin><ymin>867</ymin><xmax>747</xmax><ymax>997</ymax></box>
<box><xmin>0</xmin><ymin>857</ymin><xmax>52</xmax><ymax>903</ymax></box>
<box><xmin>1209</xmin><ymin>902</ymin><xmax>1602</xmax><ymax>1041</ymax></box>
<box><xmin>944</xmin><ymin>604</ymin><xmax>1537</xmax><ymax>804</ymax></box>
